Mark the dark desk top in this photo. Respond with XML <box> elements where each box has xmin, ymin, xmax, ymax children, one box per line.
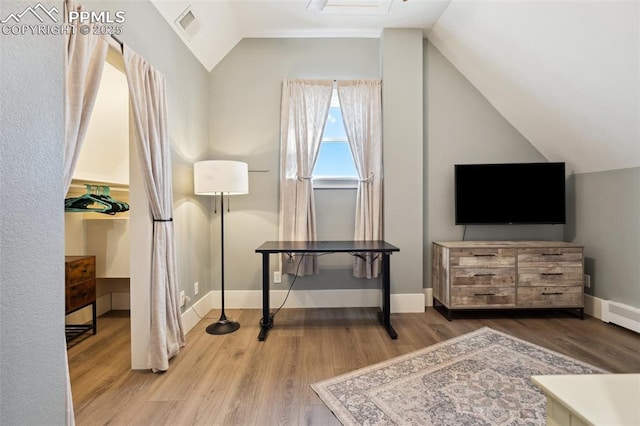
<box><xmin>255</xmin><ymin>240</ymin><xmax>400</xmax><ymax>254</ymax></box>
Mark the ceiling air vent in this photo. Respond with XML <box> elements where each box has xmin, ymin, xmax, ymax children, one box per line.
<box><xmin>175</xmin><ymin>6</ymin><xmax>201</xmax><ymax>40</ymax></box>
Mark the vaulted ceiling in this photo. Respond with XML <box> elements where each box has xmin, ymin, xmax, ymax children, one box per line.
<box><xmin>151</xmin><ymin>0</ymin><xmax>639</xmax><ymax>175</ymax></box>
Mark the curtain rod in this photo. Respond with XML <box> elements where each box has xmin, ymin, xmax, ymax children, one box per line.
<box><xmin>111</xmin><ymin>34</ymin><xmax>123</xmax><ymax>52</ymax></box>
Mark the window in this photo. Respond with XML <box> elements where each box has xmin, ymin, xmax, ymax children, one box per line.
<box><xmin>312</xmin><ymin>89</ymin><xmax>358</xmax><ymax>189</ymax></box>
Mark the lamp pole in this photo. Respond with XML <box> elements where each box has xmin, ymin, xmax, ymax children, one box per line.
<box><xmin>194</xmin><ymin>160</ymin><xmax>247</xmax><ymax>336</ymax></box>
<box><xmin>205</xmin><ymin>192</ymin><xmax>240</xmax><ymax>335</ymax></box>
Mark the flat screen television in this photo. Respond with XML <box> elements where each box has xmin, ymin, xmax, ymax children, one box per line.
<box><xmin>454</xmin><ymin>162</ymin><xmax>566</xmax><ymax>225</ymax></box>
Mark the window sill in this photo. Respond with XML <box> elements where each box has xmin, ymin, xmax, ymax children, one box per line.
<box><xmin>313</xmin><ymin>177</ymin><xmax>358</xmax><ymax>189</ymax></box>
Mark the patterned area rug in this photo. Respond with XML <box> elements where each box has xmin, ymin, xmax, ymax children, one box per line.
<box><xmin>311</xmin><ymin>327</ymin><xmax>606</xmax><ymax>425</ymax></box>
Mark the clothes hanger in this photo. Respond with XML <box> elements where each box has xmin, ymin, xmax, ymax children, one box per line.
<box><xmin>65</xmin><ymin>185</ymin><xmax>113</xmax><ymax>214</ymax></box>
<box><xmin>92</xmin><ymin>186</ymin><xmax>129</xmax><ymax>214</ymax></box>
<box><xmin>64</xmin><ymin>185</ymin><xmax>129</xmax><ymax>215</ymax></box>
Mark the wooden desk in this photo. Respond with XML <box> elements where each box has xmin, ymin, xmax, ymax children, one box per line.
<box><xmin>532</xmin><ymin>374</ymin><xmax>640</xmax><ymax>426</ymax></box>
<box><xmin>255</xmin><ymin>241</ymin><xmax>400</xmax><ymax>341</ymax></box>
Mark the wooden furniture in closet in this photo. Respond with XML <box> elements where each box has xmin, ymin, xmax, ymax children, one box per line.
<box><xmin>432</xmin><ymin>241</ymin><xmax>584</xmax><ymax>320</ymax></box>
<box><xmin>65</xmin><ymin>255</ymin><xmax>97</xmax><ymax>342</ymax></box>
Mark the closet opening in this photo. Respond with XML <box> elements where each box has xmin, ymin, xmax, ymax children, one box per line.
<box><xmin>65</xmin><ymin>39</ymin><xmax>148</xmax><ymax>371</ymax></box>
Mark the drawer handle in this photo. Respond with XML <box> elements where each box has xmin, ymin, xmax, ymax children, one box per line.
<box><xmin>473</xmin><ymin>254</ymin><xmax>497</xmax><ymax>257</ymax></box>
<box><xmin>474</xmin><ymin>273</ymin><xmax>496</xmax><ymax>277</ymax></box>
<box><xmin>541</xmin><ymin>273</ymin><xmax>563</xmax><ymax>276</ymax></box>
<box><xmin>542</xmin><ymin>292</ymin><xmax>563</xmax><ymax>296</ymax></box>
<box><xmin>542</xmin><ymin>253</ymin><xmax>563</xmax><ymax>256</ymax></box>
<box><xmin>474</xmin><ymin>293</ymin><xmax>496</xmax><ymax>296</ymax></box>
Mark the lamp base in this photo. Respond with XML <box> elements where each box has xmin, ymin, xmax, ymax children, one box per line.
<box><xmin>206</xmin><ymin>318</ymin><xmax>240</xmax><ymax>335</ymax></box>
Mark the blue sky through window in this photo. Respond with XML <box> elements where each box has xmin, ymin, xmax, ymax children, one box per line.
<box><xmin>323</xmin><ymin>106</ymin><xmax>346</xmax><ymax>138</ymax></box>
<box><xmin>313</xmin><ymin>105</ymin><xmax>358</xmax><ymax>178</ymax></box>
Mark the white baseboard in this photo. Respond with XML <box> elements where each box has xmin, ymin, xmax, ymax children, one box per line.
<box><xmin>181</xmin><ymin>291</ymin><xmax>634</xmax><ymax>335</ymax></box>
<box><xmin>96</xmin><ymin>293</ymin><xmax>112</xmax><ymax>317</ymax></box>
<box><xmin>424</xmin><ymin>288</ymin><xmax>433</xmax><ymax>307</ymax></box>
<box><xmin>181</xmin><ymin>291</ymin><xmax>215</xmax><ymax>333</ymax></box>
<box><xmin>224</xmin><ymin>289</ymin><xmax>382</xmax><ymax>309</ymax></box>
<box><xmin>583</xmin><ymin>295</ymin><xmax>640</xmax><ymax>334</ymax></box>
<box><xmin>393</xmin><ymin>292</ymin><xmax>426</xmax><ymax>313</ymax></box>
<box><xmin>584</xmin><ymin>294</ymin><xmax>604</xmax><ymax>320</ymax></box>
<box><xmin>180</xmin><ymin>289</ymin><xmax>425</xmax><ymax>334</ymax></box>
<box><xmin>601</xmin><ymin>299</ymin><xmax>640</xmax><ymax>334</ymax></box>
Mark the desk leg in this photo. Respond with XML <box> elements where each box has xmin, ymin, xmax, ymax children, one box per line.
<box><xmin>258</xmin><ymin>253</ymin><xmax>272</xmax><ymax>341</ymax></box>
<box><xmin>381</xmin><ymin>253</ymin><xmax>398</xmax><ymax>339</ymax></box>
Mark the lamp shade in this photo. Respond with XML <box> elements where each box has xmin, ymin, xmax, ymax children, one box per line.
<box><xmin>194</xmin><ymin>160</ymin><xmax>249</xmax><ymax>195</ymax></box>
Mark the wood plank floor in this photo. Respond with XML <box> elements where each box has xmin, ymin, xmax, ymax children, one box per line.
<box><xmin>68</xmin><ymin>308</ymin><xmax>640</xmax><ymax>425</ymax></box>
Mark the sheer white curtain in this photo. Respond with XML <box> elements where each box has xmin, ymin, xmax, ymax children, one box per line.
<box><xmin>62</xmin><ymin>1</ymin><xmax>109</xmax><ymax>423</ymax></box>
<box><xmin>279</xmin><ymin>79</ymin><xmax>333</xmax><ymax>275</ymax></box>
<box><xmin>337</xmin><ymin>80</ymin><xmax>383</xmax><ymax>278</ymax></box>
<box><xmin>123</xmin><ymin>46</ymin><xmax>185</xmax><ymax>372</ymax></box>
<box><xmin>63</xmin><ymin>0</ymin><xmax>109</xmax><ymax>193</ymax></box>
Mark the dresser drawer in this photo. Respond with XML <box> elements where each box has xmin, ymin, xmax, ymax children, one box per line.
<box><xmin>451</xmin><ymin>287</ymin><xmax>515</xmax><ymax>307</ymax></box>
<box><xmin>65</xmin><ymin>256</ymin><xmax>96</xmax><ymax>286</ymax></box>
<box><xmin>517</xmin><ymin>286</ymin><xmax>582</xmax><ymax>307</ymax></box>
<box><xmin>518</xmin><ymin>248</ymin><xmax>583</xmax><ymax>267</ymax></box>
<box><xmin>450</xmin><ymin>248</ymin><xmax>516</xmax><ymax>268</ymax></box>
<box><xmin>519</xmin><ymin>266</ymin><xmax>584</xmax><ymax>287</ymax></box>
<box><xmin>451</xmin><ymin>267</ymin><xmax>516</xmax><ymax>287</ymax></box>
<box><xmin>67</xmin><ymin>279</ymin><xmax>96</xmax><ymax>313</ymax></box>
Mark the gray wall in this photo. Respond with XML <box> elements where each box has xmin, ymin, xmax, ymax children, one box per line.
<box><xmin>424</xmin><ymin>40</ymin><xmax>563</xmax><ymax>288</ymax></box>
<box><xmin>0</xmin><ymin>1</ymin><xmax>65</xmax><ymax>423</ymax></box>
<box><xmin>207</xmin><ymin>38</ymin><xmax>381</xmax><ymax>293</ymax></box>
<box><xmin>208</xmin><ymin>36</ymin><xmax>569</xmax><ymax>297</ymax></box>
<box><xmin>570</xmin><ymin>167</ymin><xmax>640</xmax><ymax>308</ymax></box>
<box><xmin>381</xmin><ymin>29</ymin><xmax>425</xmax><ymax>296</ymax></box>
<box><xmin>423</xmin><ymin>36</ymin><xmax>639</xmax><ymax>312</ymax></box>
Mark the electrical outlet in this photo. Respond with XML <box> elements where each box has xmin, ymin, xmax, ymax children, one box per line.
<box><xmin>180</xmin><ymin>290</ymin><xmax>186</xmax><ymax>307</ymax></box>
<box><xmin>194</xmin><ymin>281</ymin><xmax>199</xmax><ymax>295</ymax></box>
<box><xmin>584</xmin><ymin>274</ymin><xmax>591</xmax><ymax>288</ymax></box>
<box><xmin>274</xmin><ymin>271</ymin><xmax>282</xmax><ymax>283</ymax></box>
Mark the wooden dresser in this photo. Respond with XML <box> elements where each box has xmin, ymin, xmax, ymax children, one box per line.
<box><xmin>65</xmin><ymin>255</ymin><xmax>97</xmax><ymax>341</ymax></box>
<box><xmin>432</xmin><ymin>241</ymin><xmax>584</xmax><ymax>320</ymax></box>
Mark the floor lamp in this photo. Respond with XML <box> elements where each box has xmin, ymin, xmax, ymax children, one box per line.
<box><xmin>194</xmin><ymin>160</ymin><xmax>249</xmax><ymax>335</ymax></box>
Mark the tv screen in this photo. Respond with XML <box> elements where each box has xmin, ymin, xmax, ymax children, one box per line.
<box><xmin>455</xmin><ymin>162</ymin><xmax>566</xmax><ymax>225</ymax></box>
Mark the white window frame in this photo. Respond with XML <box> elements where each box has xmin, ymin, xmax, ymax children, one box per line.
<box><xmin>313</xmin><ymin>88</ymin><xmax>358</xmax><ymax>190</ymax></box>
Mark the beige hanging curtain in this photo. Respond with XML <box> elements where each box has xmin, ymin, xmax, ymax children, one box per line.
<box><xmin>337</xmin><ymin>80</ymin><xmax>383</xmax><ymax>278</ymax></box>
<box><xmin>63</xmin><ymin>0</ymin><xmax>109</xmax><ymax>193</ymax></box>
<box><xmin>123</xmin><ymin>46</ymin><xmax>185</xmax><ymax>372</ymax></box>
<box><xmin>62</xmin><ymin>1</ymin><xmax>109</xmax><ymax>423</ymax></box>
<box><xmin>278</xmin><ymin>79</ymin><xmax>333</xmax><ymax>275</ymax></box>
